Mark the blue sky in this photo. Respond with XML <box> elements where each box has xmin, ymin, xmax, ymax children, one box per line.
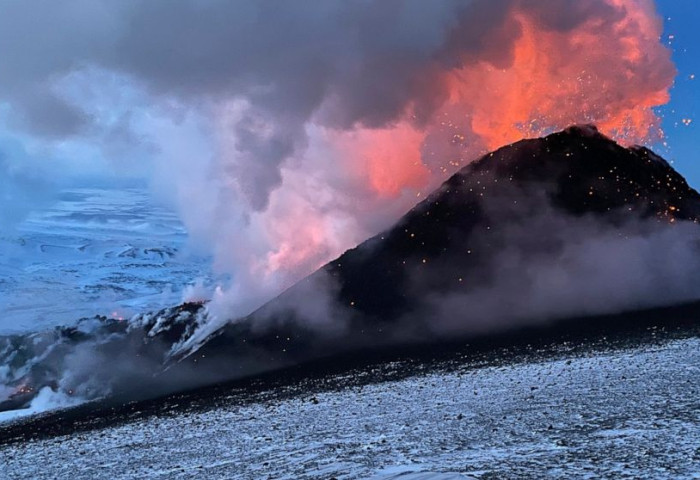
<box><xmin>657</xmin><ymin>0</ymin><xmax>700</xmax><ymax>187</ymax></box>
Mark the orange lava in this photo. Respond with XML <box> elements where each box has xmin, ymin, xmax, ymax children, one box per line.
<box><xmin>443</xmin><ymin>0</ymin><xmax>674</xmax><ymax>150</ymax></box>
<box><xmin>326</xmin><ymin>0</ymin><xmax>674</xmax><ymax>208</ymax></box>
<box><xmin>244</xmin><ymin>0</ymin><xmax>676</xmax><ymax>287</ymax></box>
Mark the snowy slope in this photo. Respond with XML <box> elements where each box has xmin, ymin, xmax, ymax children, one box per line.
<box><xmin>0</xmin><ymin>187</ymin><xmax>212</xmax><ymax>333</ymax></box>
<box><xmin>1</xmin><ymin>336</ymin><xmax>698</xmax><ymax>479</ymax></box>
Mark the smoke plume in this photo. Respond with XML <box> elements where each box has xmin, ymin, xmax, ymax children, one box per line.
<box><xmin>0</xmin><ymin>0</ymin><xmax>676</xmax><ymax>324</ymax></box>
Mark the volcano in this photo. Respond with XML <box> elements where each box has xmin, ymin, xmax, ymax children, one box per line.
<box><xmin>2</xmin><ymin>125</ymin><xmax>700</xmax><ymax>413</ymax></box>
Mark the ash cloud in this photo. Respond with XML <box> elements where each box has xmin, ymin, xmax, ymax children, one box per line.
<box><xmin>0</xmin><ymin>0</ymin><xmax>677</xmax><ymax>330</ymax></box>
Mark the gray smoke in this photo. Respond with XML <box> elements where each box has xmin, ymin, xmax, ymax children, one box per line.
<box><xmin>0</xmin><ymin>0</ymin><xmax>677</xmax><ymax>338</ymax></box>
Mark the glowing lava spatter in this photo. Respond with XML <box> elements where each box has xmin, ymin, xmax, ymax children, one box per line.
<box><xmin>209</xmin><ymin>0</ymin><xmax>676</xmax><ymax>319</ymax></box>
<box><xmin>265</xmin><ymin>0</ymin><xmax>673</xmax><ymax>280</ymax></box>
<box><xmin>441</xmin><ymin>0</ymin><xmax>673</xmax><ymax>151</ymax></box>
<box><xmin>326</xmin><ymin>0</ymin><xmax>673</xmax><ymax>200</ymax></box>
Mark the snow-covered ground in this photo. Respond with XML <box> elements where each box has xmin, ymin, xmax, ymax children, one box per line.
<box><xmin>2</xmin><ymin>336</ymin><xmax>698</xmax><ymax>479</ymax></box>
<box><xmin>0</xmin><ymin>187</ymin><xmax>211</xmax><ymax>333</ymax></box>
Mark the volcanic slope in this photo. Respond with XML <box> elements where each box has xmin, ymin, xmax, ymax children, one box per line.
<box><xmin>184</xmin><ymin>124</ymin><xmax>700</xmax><ymax>373</ymax></box>
<box><xmin>2</xmin><ymin>125</ymin><xmax>700</xmax><ymax>413</ymax></box>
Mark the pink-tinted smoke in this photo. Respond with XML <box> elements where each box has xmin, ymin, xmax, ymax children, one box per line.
<box><xmin>181</xmin><ymin>0</ymin><xmax>676</xmax><ymax>331</ymax></box>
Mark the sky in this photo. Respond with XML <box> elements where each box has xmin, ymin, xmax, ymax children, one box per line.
<box><xmin>0</xmin><ymin>0</ymin><xmax>698</xmax><ymax>322</ymax></box>
<box><xmin>656</xmin><ymin>0</ymin><xmax>700</xmax><ymax>187</ymax></box>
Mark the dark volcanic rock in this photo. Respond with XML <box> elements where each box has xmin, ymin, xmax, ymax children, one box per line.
<box><xmin>2</xmin><ymin>125</ymin><xmax>700</xmax><ymax>412</ymax></box>
<box><xmin>322</xmin><ymin>125</ymin><xmax>699</xmax><ymax>321</ymax></box>
<box><xmin>189</xmin><ymin>125</ymin><xmax>700</xmax><ymax>367</ymax></box>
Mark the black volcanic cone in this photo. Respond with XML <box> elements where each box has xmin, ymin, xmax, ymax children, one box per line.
<box><xmin>2</xmin><ymin>125</ymin><xmax>700</xmax><ymax>411</ymax></box>
<box><xmin>178</xmin><ymin>125</ymin><xmax>700</xmax><ymax>377</ymax></box>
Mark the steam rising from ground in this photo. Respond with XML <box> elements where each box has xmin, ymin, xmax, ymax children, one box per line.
<box><xmin>414</xmin><ymin>206</ymin><xmax>700</xmax><ymax>337</ymax></box>
<box><xmin>0</xmin><ymin>1</ymin><xmax>676</xmax><ymax>325</ymax></box>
